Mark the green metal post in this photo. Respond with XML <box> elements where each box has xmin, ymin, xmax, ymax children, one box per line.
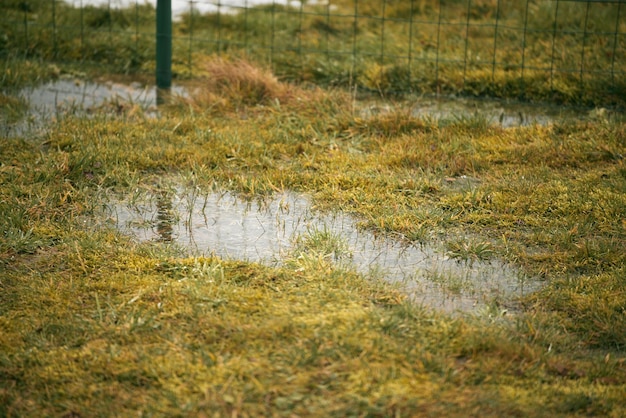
<box><xmin>156</xmin><ymin>0</ymin><xmax>172</xmax><ymax>104</ymax></box>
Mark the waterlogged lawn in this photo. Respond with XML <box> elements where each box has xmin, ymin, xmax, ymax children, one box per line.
<box><xmin>1</xmin><ymin>62</ymin><xmax>625</xmax><ymax>416</ymax></box>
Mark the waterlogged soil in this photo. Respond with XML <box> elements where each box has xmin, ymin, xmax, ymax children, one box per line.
<box><xmin>3</xmin><ymin>78</ymin><xmax>186</xmax><ymax>137</ymax></box>
<box><xmin>7</xmin><ymin>78</ymin><xmax>579</xmax><ymax>312</ymax></box>
<box><xmin>358</xmin><ymin>95</ymin><xmax>604</xmax><ymax>128</ymax></box>
<box><xmin>9</xmin><ymin>78</ymin><xmax>605</xmax><ymax>138</ymax></box>
<box><xmin>107</xmin><ymin>187</ymin><xmax>540</xmax><ymax>313</ymax></box>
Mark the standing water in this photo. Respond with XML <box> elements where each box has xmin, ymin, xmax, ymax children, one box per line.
<box><xmin>9</xmin><ymin>76</ymin><xmax>597</xmax><ymax>138</ymax></box>
<box><xmin>9</xmin><ymin>76</ymin><xmax>590</xmax><ymax>313</ymax></box>
<box><xmin>108</xmin><ymin>187</ymin><xmax>540</xmax><ymax>314</ymax></box>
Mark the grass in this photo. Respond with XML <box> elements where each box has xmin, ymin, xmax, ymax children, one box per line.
<box><xmin>446</xmin><ymin>238</ymin><xmax>495</xmax><ymax>262</ymax></box>
<box><xmin>1</xmin><ymin>0</ymin><xmax>625</xmax><ymax>106</ymax></box>
<box><xmin>291</xmin><ymin>226</ymin><xmax>354</xmax><ymax>264</ymax></box>
<box><xmin>1</xmin><ymin>57</ymin><xmax>626</xmax><ymax>416</ymax></box>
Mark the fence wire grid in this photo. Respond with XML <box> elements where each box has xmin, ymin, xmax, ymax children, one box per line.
<box><xmin>2</xmin><ymin>0</ymin><xmax>625</xmax><ymax>106</ymax></box>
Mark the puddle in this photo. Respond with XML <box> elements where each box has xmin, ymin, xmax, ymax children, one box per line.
<box><xmin>7</xmin><ymin>77</ymin><xmax>603</xmax><ymax>138</ymax></box>
<box><xmin>361</xmin><ymin>96</ymin><xmax>591</xmax><ymax>128</ymax></box>
<box><xmin>108</xmin><ymin>187</ymin><xmax>540</xmax><ymax>313</ymax></box>
<box><xmin>20</xmin><ymin>78</ymin><xmax>158</xmax><ymax>112</ymax></box>
<box><xmin>3</xmin><ymin>78</ymin><xmax>186</xmax><ymax>137</ymax></box>
<box><xmin>413</xmin><ymin>97</ymin><xmax>579</xmax><ymax>128</ymax></box>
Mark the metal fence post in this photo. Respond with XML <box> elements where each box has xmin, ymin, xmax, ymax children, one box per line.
<box><xmin>156</xmin><ymin>0</ymin><xmax>172</xmax><ymax>104</ymax></box>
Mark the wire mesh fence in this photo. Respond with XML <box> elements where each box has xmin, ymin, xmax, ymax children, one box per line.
<box><xmin>2</xmin><ymin>0</ymin><xmax>625</xmax><ymax>106</ymax></box>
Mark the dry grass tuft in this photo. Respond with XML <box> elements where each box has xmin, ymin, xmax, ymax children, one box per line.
<box><xmin>188</xmin><ymin>57</ymin><xmax>333</xmax><ymax>112</ymax></box>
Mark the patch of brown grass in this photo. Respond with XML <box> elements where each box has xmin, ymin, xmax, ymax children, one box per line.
<box><xmin>187</xmin><ymin>57</ymin><xmax>338</xmax><ymax>113</ymax></box>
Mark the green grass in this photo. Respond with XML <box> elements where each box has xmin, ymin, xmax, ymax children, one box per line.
<box><xmin>1</xmin><ymin>59</ymin><xmax>625</xmax><ymax>416</ymax></box>
<box><xmin>1</xmin><ymin>0</ymin><xmax>625</xmax><ymax>106</ymax></box>
<box><xmin>292</xmin><ymin>226</ymin><xmax>354</xmax><ymax>263</ymax></box>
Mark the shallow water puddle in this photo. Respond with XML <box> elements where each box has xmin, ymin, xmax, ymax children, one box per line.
<box><xmin>19</xmin><ymin>78</ymin><xmax>172</xmax><ymax>116</ymax></box>
<box><xmin>361</xmin><ymin>96</ymin><xmax>589</xmax><ymax>128</ymax></box>
<box><xmin>14</xmin><ymin>79</ymin><xmax>598</xmax><ymax>129</ymax></box>
<box><xmin>109</xmin><ymin>188</ymin><xmax>539</xmax><ymax>313</ymax></box>
<box><xmin>9</xmin><ymin>78</ymin><xmax>605</xmax><ymax>138</ymax></box>
<box><xmin>5</xmin><ymin>78</ymin><xmax>186</xmax><ymax>137</ymax></box>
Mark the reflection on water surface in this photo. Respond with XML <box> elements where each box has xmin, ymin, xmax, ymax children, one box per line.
<box><xmin>109</xmin><ymin>188</ymin><xmax>540</xmax><ymax>313</ymax></box>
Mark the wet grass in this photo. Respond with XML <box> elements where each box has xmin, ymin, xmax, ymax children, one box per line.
<box><xmin>1</xmin><ymin>59</ymin><xmax>626</xmax><ymax>416</ymax></box>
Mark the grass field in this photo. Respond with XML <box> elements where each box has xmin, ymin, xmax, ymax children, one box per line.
<box><xmin>1</xmin><ymin>0</ymin><xmax>625</xmax><ymax>106</ymax></box>
<box><xmin>1</xmin><ymin>56</ymin><xmax>625</xmax><ymax>416</ymax></box>
<box><xmin>2</xmin><ymin>0</ymin><xmax>626</xmax><ymax>415</ymax></box>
